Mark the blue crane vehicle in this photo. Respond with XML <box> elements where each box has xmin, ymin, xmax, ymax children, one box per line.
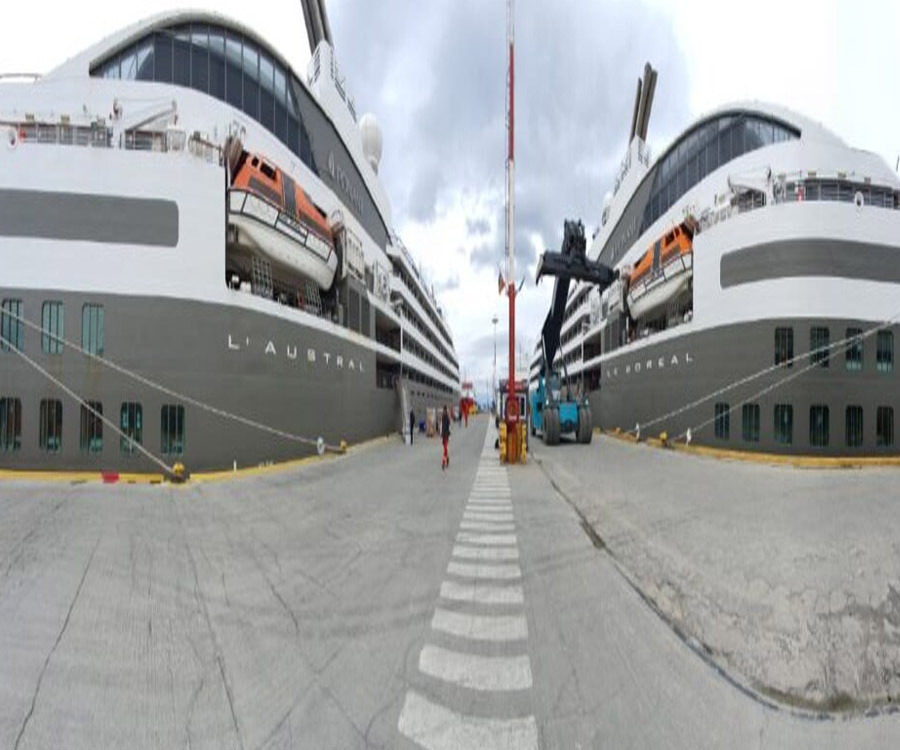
<box><xmin>531</xmin><ymin>220</ymin><xmax>616</xmax><ymax>445</ymax></box>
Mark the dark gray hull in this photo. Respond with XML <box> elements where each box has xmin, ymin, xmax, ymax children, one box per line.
<box><xmin>589</xmin><ymin>318</ymin><xmax>900</xmax><ymax>455</ymax></box>
<box><xmin>0</xmin><ymin>289</ymin><xmax>450</xmax><ymax>472</ymax></box>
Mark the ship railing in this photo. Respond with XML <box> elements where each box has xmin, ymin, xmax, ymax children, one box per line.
<box><xmin>4</xmin><ymin>117</ymin><xmax>223</xmax><ymax>165</ymax></box>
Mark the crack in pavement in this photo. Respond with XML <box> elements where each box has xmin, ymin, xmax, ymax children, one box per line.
<box><xmin>13</xmin><ymin>533</ymin><xmax>100</xmax><ymax>750</ymax></box>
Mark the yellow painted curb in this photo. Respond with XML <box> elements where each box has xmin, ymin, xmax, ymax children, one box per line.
<box><xmin>0</xmin><ymin>470</ymin><xmax>165</xmax><ymax>484</ymax></box>
<box><xmin>603</xmin><ymin>429</ymin><xmax>900</xmax><ymax>469</ymax></box>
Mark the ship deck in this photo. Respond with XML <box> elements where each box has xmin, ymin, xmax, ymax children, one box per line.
<box><xmin>1</xmin><ymin>416</ymin><xmax>898</xmax><ymax>748</ymax></box>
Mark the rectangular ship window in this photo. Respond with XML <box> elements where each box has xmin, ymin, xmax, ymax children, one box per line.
<box><xmin>742</xmin><ymin>403</ymin><xmax>760</xmax><ymax>442</ymax></box>
<box><xmin>774</xmin><ymin>327</ymin><xmax>793</xmax><ymax>367</ymax></box>
<box><xmin>810</xmin><ymin>327</ymin><xmax>829</xmax><ymax>368</ymax></box>
<box><xmin>877</xmin><ymin>330</ymin><xmax>894</xmax><ymax>372</ymax></box>
<box><xmin>1</xmin><ymin>299</ymin><xmax>24</xmax><ymax>352</ymax></box>
<box><xmin>0</xmin><ymin>397</ymin><xmax>22</xmax><ymax>452</ymax></box>
<box><xmin>81</xmin><ymin>304</ymin><xmax>104</xmax><ymax>356</ymax></box>
<box><xmin>39</xmin><ymin>399</ymin><xmax>63</xmax><ymax>453</ymax></box>
<box><xmin>774</xmin><ymin>404</ymin><xmax>793</xmax><ymax>445</ymax></box>
<box><xmin>877</xmin><ymin>407</ymin><xmax>894</xmax><ymax>447</ymax></box>
<box><xmin>714</xmin><ymin>402</ymin><xmax>730</xmax><ymax>440</ymax></box>
<box><xmin>845</xmin><ymin>327</ymin><xmax>863</xmax><ymax>371</ymax></box>
<box><xmin>809</xmin><ymin>405</ymin><xmax>830</xmax><ymax>447</ymax></box>
<box><xmin>41</xmin><ymin>301</ymin><xmax>64</xmax><ymax>354</ymax></box>
<box><xmin>80</xmin><ymin>401</ymin><xmax>103</xmax><ymax>454</ymax></box>
<box><xmin>845</xmin><ymin>405</ymin><xmax>864</xmax><ymax>448</ymax></box>
<box><xmin>161</xmin><ymin>404</ymin><xmax>185</xmax><ymax>456</ymax></box>
<box><xmin>120</xmin><ymin>402</ymin><xmax>143</xmax><ymax>454</ymax></box>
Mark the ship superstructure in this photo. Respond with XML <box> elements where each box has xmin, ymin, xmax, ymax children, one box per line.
<box><xmin>530</xmin><ymin>65</ymin><xmax>900</xmax><ymax>455</ymax></box>
<box><xmin>0</xmin><ymin>10</ymin><xmax>460</xmax><ymax>471</ymax></box>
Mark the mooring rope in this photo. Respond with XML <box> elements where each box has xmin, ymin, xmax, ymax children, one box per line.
<box><xmin>4</xmin><ymin>309</ymin><xmax>342</xmax><ymax>456</ymax></box>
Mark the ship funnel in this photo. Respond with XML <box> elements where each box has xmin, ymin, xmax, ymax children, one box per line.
<box><xmin>301</xmin><ymin>0</ymin><xmax>334</xmax><ymax>55</ymax></box>
<box><xmin>630</xmin><ymin>62</ymin><xmax>658</xmax><ymax>143</ymax></box>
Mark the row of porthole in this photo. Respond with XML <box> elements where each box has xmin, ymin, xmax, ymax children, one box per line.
<box><xmin>713</xmin><ymin>402</ymin><xmax>895</xmax><ymax>448</ymax></box>
<box><xmin>0</xmin><ymin>398</ymin><xmax>185</xmax><ymax>456</ymax></box>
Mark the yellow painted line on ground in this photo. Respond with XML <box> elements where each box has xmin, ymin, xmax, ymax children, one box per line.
<box><xmin>602</xmin><ymin>429</ymin><xmax>900</xmax><ymax>469</ymax></box>
<box><xmin>0</xmin><ymin>470</ymin><xmax>165</xmax><ymax>484</ymax></box>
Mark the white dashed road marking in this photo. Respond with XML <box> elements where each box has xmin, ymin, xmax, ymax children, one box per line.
<box><xmin>431</xmin><ymin>607</ymin><xmax>529</xmax><ymax>642</ymax></box>
<box><xmin>398</xmin><ymin>692</ymin><xmax>539</xmax><ymax>750</ymax></box>
<box><xmin>398</xmin><ymin>431</ymin><xmax>538</xmax><ymax>748</ymax></box>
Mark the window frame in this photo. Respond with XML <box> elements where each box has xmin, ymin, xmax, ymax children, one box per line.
<box><xmin>41</xmin><ymin>301</ymin><xmax>64</xmax><ymax>355</ymax></box>
<box><xmin>810</xmin><ymin>326</ymin><xmax>830</xmax><ymax>368</ymax></box>
<box><xmin>160</xmin><ymin>404</ymin><xmax>186</xmax><ymax>456</ymax></box>
<box><xmin>876</xmin><ymin>330</ymin><xmax>894</xmax><ymax>373</ymax></box>
<box><xmin>876</xmin><ymin>406</ymin><xmax>894</xmax><ymax>447</ymax></box>
<box><xmin>845</xmin><ymin>405</ymin><xmax>864</xmax><ymax>448</ymax></box>
<box><xmin>120</xmin><ymin>401</ymin><xmax>144</xmax><ymax>454</ymax></box>
<box><xmin>845</xmin><ymin>327</ymin><xmax>863</xmax><ymax>372</ymax></box>
<box><xmin>80</xmin><ymin>401</ymin><xmax>104</xmax><ymax>454</ymax></box>
<box><xmin>1</xmin><ymin>298</ymin><xmax>24</xmax><ymax>353</ymax></box>
<box><xmin>714</xmin><ymin>402</ymin><xmax>730</xmax><ymax>440</ymax></box>
<box><xmin>81</xmin><ymin>303</ymin><xmax>104</xmax><ymax>357</ymax></box>
<box><xmin>809</xmin><ymin>404</ymin><xmax>830</xmax><ymax>448</ymax></box>
<box><xmin>774</xmin><ymin>403</ymin><xmax>793</xmax><ymax>445</ymax></box>
<box><xmin>39</xmin><ymin>398</ymin><xmax>63</xmax><ymax>453</ymax></box>
<box><xmin>741</xmin><ymin>403</ymin><xmax>760</xmax><ymax>443</ymax></box>
<box><xmin>774</xmin><ymin>326</ymin><xmax>793</xmax><ymax>367</ymax></box>
<box><xmin>0</xmin><ymin>396</ymin><xmax>22</xmax><ymax>452</ymax></box>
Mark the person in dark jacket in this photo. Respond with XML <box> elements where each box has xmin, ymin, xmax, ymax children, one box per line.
<box><xmin>441</xmin><ymin>405</ymin><xmax>451</xmax><ymax>469</ymax></box>
<box><xmin>409</xmin><ymin>408</ymin><xmax>415</xmax><ymax>445</ymax></box>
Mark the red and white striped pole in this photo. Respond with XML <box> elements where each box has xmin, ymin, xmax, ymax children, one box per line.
<box><xmin>505</xmin><ymin>0</ymin><xmax>518</xmax><ymax>449</ymax></box>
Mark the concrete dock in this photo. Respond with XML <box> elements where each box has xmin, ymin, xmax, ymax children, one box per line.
<box><xmin>1</xmin><ymin>415</ymin><xmax>899</xmax><ymax>749</ymax></box>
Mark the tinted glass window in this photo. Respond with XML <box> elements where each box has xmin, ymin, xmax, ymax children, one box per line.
<box><xmin>120</xmin><ymin>48</ymin><xmax>138</xmax><ymax>80</ymax></box>
<box><xmin>845</xmin><ymin>327</ymin><xmax>863</xmax><ymax>371</ymax></box>
<box><xmin>774</xmin><ymin>404</ymin><xmax>792</xmax><ymax>445</ymax></box>
<box><xmin>845</xmin><ymin>406</ymin><xmax>864</xmax><ymax>448</ymax></box>
<box><xmin>877</xmin><ymin>330</ymin><xmax>893</xmax><ymax>372</ymax></box>
<box><xmin>1</xmin><ymin>299</ymin><xmax>24</xmax><ymax>353</ymax></box>
<box><xmin>810</xmin><ymin>405</ymin><xmax>829</xmax><ymax>447</ymax></box>
<box><xmin>742</xmin><ymin>403</ymin><xmax>760</xmax><ymax>442</ymax></box>
<box><xmin>714</xmin><ymin>402</ymin><xmax>730</xmax><ymax>440</ymax></box>
<box><xmin>190</xmin><ymin>24</ymin><xmax>209</xmax><ymax>93</ymax></box>
<box><xmin>41</xmin><ymin>301</ymin><xmax>64</xmax><ymax>355</ymax></box>
<box><xmin>877</xmin><ymin>407</ymin><xmax>894</xmax><ymax>447</ymax></box>
<box><xmin>242</xmin><ymin>42</ymin><xmax>260</xmax><ymax>120</ymax></box>
<box><xmin>80</xmin><ymin>401</ymin><xmax>103</xmax><ymax>454</ymax></box>
<box><xmin>0</xmin><ymin>397</ymin><xmax>22</xmax><ymax>452</ymax></box>
<box><xmin>174</xmin><ymin>27</ymin><xmax>191</xmax><ymax>87</ymax></box>
<box><xmin>154</xmin><ymin>33</ymin><xmax>173</xmax><ymax>83</ymax></box>
<box><xmin>120</xmin><ymin>402</ymin><xmax>143</xmax><ymax>454</ymax></box>
<box><xmin>274</xmin><ymin>64</ymin><xmax>288</xmax><ymax>143</ymax></box>
<box><xmin>259</xmin><ymin>54</ymin><xmax>275</xmax><ymax>131</ymax></box>
<box><xmin>135</xmin><ymin>39</ymin><xmax>154</xmax><ymax>81</ymax></box>
<box><xmin>209</xmin><ymin>30</ymin><xmax>226</xmax><ymax>100</ymax></box>
<box><xmin>225</xmin><ymin>33</ymin><xmax>243</xmax><ymax>109</ymax></box>
<box><xmin>40</xmin><ymin>399</ymin><xmax>63</xmax><ymax>453</ymax></box>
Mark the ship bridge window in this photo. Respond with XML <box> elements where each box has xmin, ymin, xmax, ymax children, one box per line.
<box><xmin>120</xmin><ymin>402</ymin><xmax>143</xmax><ymax>454</ymax></box>
<box><xmin>1</xmin><ymin>299</ymin><xmax>24</xmax><ymax>353</ymax></box>
<box><xmin>39</xmin><ymin>399</ymin><xmax>63</xmax><ymax>453</ymax></box>
<box><xmin>845</xmin><ymin>327</ymin><xmax>863</xmax><ymax>371</ymax></box>
<box><xmin>640</xmin><ymin>112</ymin><xmax>799</xmax><ymax>234</ymax></box>
<box><xmin>877</xmin><ymin>407</ymin><xmax>894</xmax><ymax>447</ymax></box>
<box><xmin>190</xmin><ymin>24</ymin><xmax>209</xmax><ymax>93</ymax></box>
<box><xmin>0</xmin><ymin>397</ymin><xmax>22</xmax><ymax>452</ymax></box>
<box><xmin>877</xmin><ymin>330</ymin><xmax>893</xmax><ymax>372</ymax></box>
<box><xmin>80</xmin><ymin>401</ymin><xmax>103</xmax><ymax>454</ymax></box>
<box><xmin>41</xmin><ymin>301</ymin><xmax>64</xmax><ymax>355</ymax></box>
<box><xmin>809</xmin><ymin>405</ymin><xmax>830</xmax><ymax>447</ymax></box>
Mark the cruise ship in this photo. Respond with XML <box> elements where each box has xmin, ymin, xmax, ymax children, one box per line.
<box><xmin>0</xmin><ymin>5</ymin><xmax>460</xmax><ymax>473</ymax></box>
<box><xmin>530</xmin><ymin>65</ymin><xmax>900</xmax><ymax>455</ymax></box>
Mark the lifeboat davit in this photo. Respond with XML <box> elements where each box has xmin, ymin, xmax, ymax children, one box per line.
<box><xmin>625</xmin><ymin>217</ymin><xmax>697</xmax><ymax>320</ymax></box>
<box><xmin>228</xmin><ymin>152</ymin><xmax>338</xmax><ymax>290</ymax></box>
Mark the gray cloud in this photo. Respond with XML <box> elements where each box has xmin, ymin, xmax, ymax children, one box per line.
<box><xmin>330</xmin><ymin>0</ymin><xmax>690</xmax><ymax>380</ymax></box>
<box><xmin>466</xmin><ymin>216</ymin><xmax>491</xmax><ymax>236</ymax></box>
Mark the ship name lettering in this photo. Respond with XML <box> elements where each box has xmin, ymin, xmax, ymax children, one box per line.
<box><xmin>323</xmin><ymin>352</ymin><xmax>331</xmax><ymax>364</ymax></box>
<box><xmin>265</xmin><ymin>341</ymin><xmax>276</xmax><ymax>356</ymax></box>
<box><xmin>286</xmin><ymin>345</ymin><xmax>298</xmax><ymax>360</ymax></box>
<box><xmin>308</xmin><ymin>348</ymin><xmax>316</xmax><ymax>363</ymax></box>
<box><xmin>336</xmin><ymin>355</ymin><xmax>344</xmax><ymax>369</ymax></box>
<box><xmin>228</xmin><ymin>334</ymin><xmax>240</xmax><ymax>351</ymax></box>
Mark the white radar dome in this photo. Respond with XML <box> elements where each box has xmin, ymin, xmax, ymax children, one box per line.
<box><xmin>359</xmin><ymin>113</ymin><xmax>383</xmax><ymax>174</ymax></box>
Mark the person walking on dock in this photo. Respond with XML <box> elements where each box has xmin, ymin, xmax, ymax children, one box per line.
<box><xmin>441</xmin><ymin>405</ymin><xmax>451</xmax><ymax>470</ymax></box>
<box><xmin>409</xmin><ymin>408</ymin><xmax>415</xmax><ymax>446</ymax></box>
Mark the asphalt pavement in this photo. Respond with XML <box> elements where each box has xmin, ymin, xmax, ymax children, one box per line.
<box><xmin>1</xmin><ymin>415</ymin><xmax>899</xmax><ymax>749</ymax></box>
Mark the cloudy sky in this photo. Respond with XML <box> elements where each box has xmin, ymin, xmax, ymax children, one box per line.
<box><xmin>4</xmin><ymin>1</ymin><xmax>899</xmax><ymax>400</ymax></box>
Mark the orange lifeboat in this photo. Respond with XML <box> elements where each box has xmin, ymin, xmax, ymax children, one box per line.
<box><xmin>625</xmin><ymin>217</ymin><xmax>697</xmax><ymax>320</ymax></box>
<box><xmin>228</xmin><ymin>152</ymin><xmax>338</xmax><ymax>290</ymax></box>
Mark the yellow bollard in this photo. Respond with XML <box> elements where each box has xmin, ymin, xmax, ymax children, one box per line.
<box><xmin>498</xmin><ymin>422</ymin><xmax>507</xmax><ymax>464</ymax></box>
<box><xmin>519</xmin><ymin>423</ymin><xmax>527</xmax><ymax>464</ymax></box>
<box><xmin>172</xmin><ymin>462</ymin><xmax>186</xmax><ymax>483</ymax></box>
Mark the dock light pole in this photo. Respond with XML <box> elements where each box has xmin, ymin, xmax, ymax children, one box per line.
<box><xmin>504</xmin><ymin>0</ymin><xmax>519</xmax><ymax>462</ymax></box>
